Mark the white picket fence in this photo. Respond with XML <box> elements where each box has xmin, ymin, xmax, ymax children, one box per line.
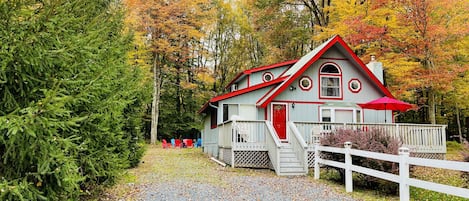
<box><xmin>313</xmin><ymin>142</ymin><xmax>469</xmax><ymax>201</ymax></box>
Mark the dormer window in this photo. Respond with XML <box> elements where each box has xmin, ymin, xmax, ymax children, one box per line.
<box><xmin>263</xmin><ymin>72</ymin><xmax>274</xmax><ymax>82</ymax></box>
<box><xmin>319</xmin><ymin>63</ymin><xmax>342</xmax><ymax>99</ymax></box>
<box><xmin>231</xmin><ymin>84</ymin><xmax>238</xmax><ymax>92</ymax></box>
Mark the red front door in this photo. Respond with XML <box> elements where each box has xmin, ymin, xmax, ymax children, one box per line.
<box><xmin>272</xmin><ymin>104</ymin><xmax>287</xmax><ymax>140</ymax></box>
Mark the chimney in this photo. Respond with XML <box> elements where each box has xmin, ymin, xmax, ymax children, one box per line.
<box><xmin>366</xmin><ymin>55</ymin><xmax>384</xmax><ymax>84</ymax></box>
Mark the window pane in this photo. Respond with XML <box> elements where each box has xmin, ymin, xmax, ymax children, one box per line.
<box><xmin>321</xmin><ymin>65</ymin><xmax>339</xmax><ymax>73</ymax></box>
<box><xmin>321</xmin><ymin>77</ymin><xmax>340</xmax><ymax>97</ymax></box>
<box><xmin>223</xmin><ymin>105</ymin><xmax>229</xmax><ymax>121</ymax></box>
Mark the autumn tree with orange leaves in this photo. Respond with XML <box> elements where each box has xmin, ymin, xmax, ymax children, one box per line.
<box><xmin>124</xmin><ymin>0</ymin><xmax>213</xmax><ymax>143</ymax></box>
<box><xmin>315</xmin><ymin>0</ymin><xmax>469</xmax><ymax>126</ymax></box>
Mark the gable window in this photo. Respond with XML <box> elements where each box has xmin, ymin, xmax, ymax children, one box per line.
<box><xmin>319</xmin><ymin>63</ymin><xmax>342</xmax><ymax>99</ymax></box>
<box><xmin>263</xmin><ymin>72</ymin><xmax>274</xmax><ymax>82</ymax></box>
<box><xmin>348</xmin><ymin>79</ymin><xmax>362</xmax><ymax>93</ymax></box>
<box><xmin>299</xmin><ymin>76</ymin><xmax>312</xmax><ymax>91</ymax></box>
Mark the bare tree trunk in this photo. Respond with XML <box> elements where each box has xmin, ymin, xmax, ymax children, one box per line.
<box><xmin>456</xmin><ymin>103</ymin><xmax>463</xmax><ymax>142</ymax></box>
<box><xmin>150</xmin><ymin>53</ymin><xmax>162</xmax><ymax>144</ymax></box>
<box><xmin>429</xmin><ymin>91</ymin><xmax>436</xmax><ymax>124</ymax></box>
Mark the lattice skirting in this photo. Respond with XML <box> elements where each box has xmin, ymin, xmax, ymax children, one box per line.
<box><xmin>233</xmin><ymin>151</ymin><xmax>270</xmax><ymax>168</ymax></box>
<box><xmin>307</xmin><ymin>151</ymin><xmax>329</xmax><ymax>168</ymax></box>
<box><xmin>308</xmin><ymin>151</ymin><xmax>315</xmax><ymax>168</ymax></box>
<box><xmin>410</xmin><ymin>152</ymin><xmax>445</xmax><ymax>160</ymax></box>
<box><xmin>220</xmin><ymin>148</ymin><xmax>232</xmax><ymax>166</ymax></box>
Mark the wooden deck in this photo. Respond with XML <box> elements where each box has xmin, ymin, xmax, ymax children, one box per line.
<box><xmin>203</xmin><ymin>120</ymin><xmax>447</xmax><ymax>175</ymax></box>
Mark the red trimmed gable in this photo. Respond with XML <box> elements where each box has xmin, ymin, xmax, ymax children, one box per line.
<box><xmin>257</xmin><ymin>35</ymin><xmax>394</xmax><ymax>108</ymax></box>
<box><xmin>198</xmin><ymin>76</ymin><xmax>289</xmax><ymax>114</ymax></box>
<box><xmin>224</xmin><ymin>59</ymin><xmax>298</xmax><ymax>90</ymax></box>
<box><xmin>214</xmin><ymin>76</ymin><xmax>287</xmax><ymax>102</ymax></box>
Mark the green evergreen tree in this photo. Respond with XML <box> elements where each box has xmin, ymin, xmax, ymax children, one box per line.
<box><xmin>0</xmin><ymin>0</ymin><xmax>149</xmax><ymax>199</ymax></box>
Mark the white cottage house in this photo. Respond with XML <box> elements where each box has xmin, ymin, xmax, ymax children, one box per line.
<box><xmin>199</xmin><ymin>35</ymin><xmax>446</xmax><ymax>176</ymax></box>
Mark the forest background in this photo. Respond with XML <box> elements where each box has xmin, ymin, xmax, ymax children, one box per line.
<box><xmin>125</xmin><ymin>0</ymin><xmax>469</xmax><ymax>142</ymax></box>
<box><xmin>0</xmin><ymin>0</ymin><xmax>468</xmax><ymax>199</ymax></box>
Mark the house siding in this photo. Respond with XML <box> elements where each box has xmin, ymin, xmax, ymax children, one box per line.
<box><xmin>218</xmin><ymin>87</ymin><xmax>273</xmax><ymax>123</ymax></box>
<box><xmin>249</xmin><ymin>67</ymin><xmax>289</xmax><ymax>86</ymax></box>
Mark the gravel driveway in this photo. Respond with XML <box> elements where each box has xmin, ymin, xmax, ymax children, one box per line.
<box><xmin>104</xmin><ymin>145</ymin><xmax>357</xmax><ymax>201</ymax></box>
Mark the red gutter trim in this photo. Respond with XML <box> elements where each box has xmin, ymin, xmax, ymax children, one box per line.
<box><xmin>212</xmin><ymin>77</ymin><xmax>287</xmax><ymax>103</ymax></box>
<box><xmin>336</xmin><ymin>38</ymin><xmax>394</xmax><ymax>98</ymax></box>
<box><xmin>224</xmin><ymin>59</ymin><xmax>298</xmax><ymax>90</ymax></box>
<box><xmin>259</xmin><ymin>37</ymin><xmax>341</xmax><ymax>108</ymax></box>
<box><xmin>224</xmin><ymin>72</ymin><xmax>245</xmax><ymax>90</ymax></box>
<box><xmin>198</xmin><ymin>102</ymin><xmax>210</xmax><ymax>114</ymax></box>
<box><xmin>245</xmin><ymin>59</ymin><xmax>298</xmax><ymax>74</ymax></box>
<box><xmin>256</xmin><ymin>75</ymin><xmax>290</xmax><ymax>106</ymax></box>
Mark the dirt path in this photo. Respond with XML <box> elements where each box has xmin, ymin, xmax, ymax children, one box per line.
<box><xmin>103</xmin><ymin>145</ymin><xmax>357</xmax><ymax>201</ymax></box>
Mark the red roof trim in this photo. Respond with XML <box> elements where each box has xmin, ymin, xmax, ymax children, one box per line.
<box><xmin>245</xmin><ymin>59</ymin><xmax>298</xmax><ymax>74</ymax></box>
<box><xmin>259</xmin><ymin>37</ymin><xmax>340</xmax><ymax>108</ymax></box>
<box><xmin>224</xmin><ymin>60</ymin><xmax>298</xmax><ymax>89</ymax></box>
<box><xmin>224</xmin><ymin>72</ymin><xmax>245</xmax><ymax>90</ymax></box>
<box><xmin>198</xmin><ymin>102</ymin><xmax>210</xmax><ymax>114</ymax></box>
<box><xmin>213</xmin><ymin>76</ymin><xmax>287</xmax><ymax>103</ymax></box>
<box><xmin>336</xmin><ymin>38</ymin><xmax>394</xmax><ymax>98</ymax></box>
<box><xmin>259</xmin><ymin>35</ymin><xmax>394</xmax><ymax>108</ymax></box>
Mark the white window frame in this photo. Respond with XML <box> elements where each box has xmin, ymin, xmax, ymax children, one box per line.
<box><xmin>319</xmin><ymin>63</ymin><xmax>342</xmax><ymax>99</ymax></box>
<box><xmin>263</xmin><ymin>72</ymin><xmax>274</xmax><ymax>82</ymax></box>
<box><xmin>348</xmin><ymin>78</ymin><xmax>362</xmax><ymax>93</ymax></box>
<box><xmin>299</xmin><ymin>76</ymin><xmax>312</xmax><ymax>91</ymax></box>
<box><xmin>319</xmin><ymin>107</ymin><xmax>362</xmax><ymax>123</ymax></box>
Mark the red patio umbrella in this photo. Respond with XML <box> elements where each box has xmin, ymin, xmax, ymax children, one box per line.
<box><xmin>358</xmin><ymin>96</ymin><xmax>414</xmax><ymax>123</ymax></box>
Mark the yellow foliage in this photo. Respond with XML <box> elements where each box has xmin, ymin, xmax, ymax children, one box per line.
<box><xmin>196</xmin><ymin>71</ymin><xmax>215</xmax><ymax>86</ymax></box>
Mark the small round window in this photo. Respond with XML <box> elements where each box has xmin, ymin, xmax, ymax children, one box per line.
<box><xmin>263</xmin><ymin>72</ymin><xmax>274</xmax><ymax>82</ymax></box>
<box><xmin>348</xmin><ymin>79</ymin><xmax>361</xmax><ymax>93</ymax></box>
<box><xmin>299</xmin><ymin>76</ymin><xmax>312</xmax><ymax>91</ymax></box>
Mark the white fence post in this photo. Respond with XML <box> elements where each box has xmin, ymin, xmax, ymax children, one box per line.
<box><xmin>344</xmin><ymin>141</ymin><xmax>353</xmax><ymax>193</ymax></box>
<box><xmin>399</xmin><ymin>147</ymin><xmax>410</xmax><ymax>201</ymax></box>
<box><xmin>314</xmin><ymin>139</ymin><xmax>320</xmax><ymax>180</ymax></box>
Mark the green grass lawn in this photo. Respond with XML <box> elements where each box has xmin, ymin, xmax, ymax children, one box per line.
<box><xmin>105</xmin><ymin>141</ymin><xmax>469</xmax><ymax>201</ymax></box>
<box><xmin>408</xmin><ymin>141</ymin><xmax>469</xmax><ymax>201</ymax></box>
<box><xmin>315</xmin><ymin>141</ymin><xmax>469</xmax><ymax>201</ymax></box>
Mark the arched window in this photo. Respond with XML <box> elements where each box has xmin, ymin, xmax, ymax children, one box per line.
<box><xmin>319</xmin><ymin>63</ymin><xmax>342</xmax><ymax>99</ymax></box>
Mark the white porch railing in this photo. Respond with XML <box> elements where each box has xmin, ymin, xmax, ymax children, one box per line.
<box><xmin>294</xmin><ymin>122</ymin><xmax>447</xmax><ymax>154</ymax></box>
<box><xmin>287</xmin><ymin>122</ymin><xmax>308</xmax><ymax>173</ymax></box>
<box><xmin>266</xmin><ymin>121</ymin><xmax>282</xmax><ymax>175</ymax></box>
<box><xmin>218</xmin><ymin>120</ymin><xmax>268</xmax><ymax>150</ymax></box>
<box><xmin>314</xmin><ymin>142</ymin><xmax>469</xmax><ymax>200</ymax></box>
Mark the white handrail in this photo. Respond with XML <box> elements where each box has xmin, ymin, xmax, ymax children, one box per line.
<box><xmin>265</xmin><ymin>121</ymin><xmax>281</xmax><ymax>175</ymax></box>
<box><xmin>294</xmin><ymin>121</ymin><xmax>446</xmax><ymax>155</ymax></box>
<box><xmin>288</xmin><ymin>122</ymin><xmax>308</xmax><ymax>173</ymax></box>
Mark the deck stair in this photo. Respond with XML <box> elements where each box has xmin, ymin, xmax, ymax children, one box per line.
<box><xmin>278</xmin><ymin>144</ymin><xmax>308</xmax><ymax>176</ymax></box>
